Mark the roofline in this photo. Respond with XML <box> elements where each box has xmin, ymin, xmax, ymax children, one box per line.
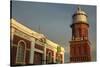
<box><xmin>11</xmin><ymin>18</ymin><xmax>65</xmax><ymax>52</ymax></box>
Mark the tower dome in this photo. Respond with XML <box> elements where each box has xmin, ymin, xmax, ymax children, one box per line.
<box><xmin>72</xmin><ymin>6</ymin><xmax>88</xmax><ymax>23</ymax></box>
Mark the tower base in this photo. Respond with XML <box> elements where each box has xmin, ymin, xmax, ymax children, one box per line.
<box><xmin>70</xmin><ymin>40</ymin><xmax>91</xmax><ymax>62</ymax></box>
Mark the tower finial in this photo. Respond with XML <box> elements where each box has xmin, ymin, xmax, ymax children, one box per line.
<box><xmin>77</xmin><ymin>6</ymin><xmax>81</xmax><ymax>11</ymax></box>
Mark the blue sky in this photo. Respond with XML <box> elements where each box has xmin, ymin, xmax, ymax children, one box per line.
<box><xmin>11</xmin><ymin>1</ymin><xmax>96</xmax><ymax>63</ymax></box>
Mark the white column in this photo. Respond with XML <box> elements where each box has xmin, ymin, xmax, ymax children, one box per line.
<box><xmin>62</xmin><ymin>53</ymin><xmax>64</xmax><ymax>63</ymax></box>
<box><xmin>43</xmin><ymin>43</ymin><xmax>46</xmax><ymax>64</ymax></box>
<box><xmin>53</xmin><ymin>52</ymin><xmax>56</xmax><ymax>63</ymax></box>
<box><xmin>11</xmin><ymin>28</ymin><xmax>15</xmax><ymax>40</ymax></box>
<box><xmin>29</xmin><ymin>37</ymin><xmax>35</xmax><ymax>64</ymax></box>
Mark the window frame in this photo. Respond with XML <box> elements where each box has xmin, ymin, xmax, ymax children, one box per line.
<box><xmin>16</xmin><ymin>40</ymin><xmax>26</xmax><ymax>64</ymax></box>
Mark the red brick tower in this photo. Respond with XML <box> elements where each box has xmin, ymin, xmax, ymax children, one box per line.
<box><xmin>70</xmin><ymin>7</ymin><xmax>91</xmax><ymax>62</ymax></box>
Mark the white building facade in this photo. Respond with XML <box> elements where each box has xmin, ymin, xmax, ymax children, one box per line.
<box><xmin>11</xmin><ymin>18</ymin><xmax>65</xmax><ymax>66</ymax></box>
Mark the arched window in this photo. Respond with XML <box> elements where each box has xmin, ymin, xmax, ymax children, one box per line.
<box><xmin>47</xmin><ymin>51</ymin><xmax>52</xmax><ymax>63</ymax></box>
<box><xmin>16</xmin><ymin>40</ymin><xmax>26</xmax><ymax>64</ymax></box>
<box><xmin>84</xmin><ymin>46</ymin><xmax>88</xmax><ymax>55</ymax></box>
<box><xmin>73</xmin><ymin>47</ymin><xmax>76</xmax><ymax>55</ymax></box>
<box><xmin>57</xmin><ymin>54</ymin><xmax>62</xmax><ymax>63</ymax></box>
<box><xmin>78</xmin><ymin>46</ymin><xmax>81</xmax><ymax>55</ymax></box>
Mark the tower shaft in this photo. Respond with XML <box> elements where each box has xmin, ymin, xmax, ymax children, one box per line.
<box><xmin>70</xmin><ymin>7</ymin><xmax>91</xmax><ymax>62</ymax></box>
